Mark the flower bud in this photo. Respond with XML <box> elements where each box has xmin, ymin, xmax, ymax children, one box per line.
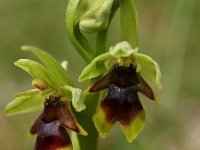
<box><xmin>79</xmin><ymin>0</ymin><xmax>113</xmax><ymax>33</ymax></box>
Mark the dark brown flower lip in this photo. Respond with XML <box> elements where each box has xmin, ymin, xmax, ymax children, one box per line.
<box><xmin>31</xmin><ymin>97</ymin><xmax>80</xmax><ymax>134</ymax></box>
<box><xmin>34</xmin><ymin>120</ymin><xmax>71</xmax><ymax>150</ymax></box>
<box><xmin>30</xmin><ymin>97</ymin><xmax>83</xmax><ymax>150</ymax></box>
<box><xmin>101</xmin><ymin>94</ymin><xmax>144</xmax><ymax>125</ymax></box>
<box><xmin>90</xmin><ymin>64</ymin><xmax>154</xmax><ymax>126</ymax></box>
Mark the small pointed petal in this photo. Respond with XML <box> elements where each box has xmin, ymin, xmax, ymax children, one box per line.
<box><xmin>137</xmin><ymin>74</ymin><xmax>155</xmax><ymax>100</ymax></box>
<box><xmin>79</xmin><ymin>53</ymin><xmax>110</xmax><ymax>82</ymax></box>
<box><xmin>93</xmin><ymin>106</ymin><xmax>114</xmax><ymax>138</ymax></box>
<box><xmin>120</xmin><ymin>110</ymin><xmax>145</xmax><ymax>143</ymax></box>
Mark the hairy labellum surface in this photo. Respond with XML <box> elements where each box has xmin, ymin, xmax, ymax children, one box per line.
<box><xmin>30</xmin><ymin>97</ymin><xmax>80</xmax><ymax>150</ymax></box>
<box><xmin>90</xmin><ymin>64</ymin><xmax>155</xmax><ymax>141</ymax></box>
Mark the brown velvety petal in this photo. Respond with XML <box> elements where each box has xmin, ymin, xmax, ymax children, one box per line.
<box><xmin>137</xmin><ymin>74</ymin><xmax>155</xmax><ymax>100</ymax></box>
<box><xmin>89</xmin><ymin>70</ymin><xmax>112</xmax><ymax>92</ymax></box>
<box><xmin>42</xmin><ymin>98</ymin><xmax>80</xmax><ymax>133</ymax></box>
<box><xmin>34</xmin><ymin>120</ymin><xmax>71</xmax><ymax>150</ymax></box>
<box><xmin>101</xmin><ymin>97</ymin><xmax>143</xmax><ymax>126</ymax></box>
<box><xmin>58</xmin><ymin>102</ymin><xmax>80</xmax><ymax>133</ymax></box>
<box><xmin>30</xmin><ymin>114</ymin><xmax>43</xmax><ymax>135</ymax></box>
<box><xmin>101</xmin><ymin>84</ymin><xmax>143</xmax><ymax>125</ymax></box>
<box><xmin>33</xmin><ymin>97</ymin><xmax>81</xmax><ymax>131</ymax></box>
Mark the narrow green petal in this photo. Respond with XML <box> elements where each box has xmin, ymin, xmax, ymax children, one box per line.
<box><xmin>79</xmin><ymin>53</ymin><xmax>110</xmax><ymax>82</ymax></box>
<box><xmin>5</xmin><ymin>94</ymin><xmax>43</xmax><ymax>116</ymax></box>
<box><xmin>15</xmin><ymin>89</ymin><xmax>40</xmax><ymax>97</ymax></box>
<box><xmin>21</xmin><ymin>46</ymin><xmax>74</xmax><ymax>86</ymax></box>
<box><xmin>14</xmin><ymin>59</ymin><xmax>53</xmax><ymax>85</ymax></box>
<box><xmin>134</xmin><ymin>53</ymin><xmax>162</xmax><ymax>89</ymax></box>
<box><xmin>109</xmin><ymin>41</ymin><xmax>138</xmax><ymax>58</ymax></box>
<box><xmin>93</xmin><ymin>106</ymin><xmax>114</xmax><ymax>138</ymax></box>
<box><xmin>61</xmin><ymin>85</ymin><xmax>85</xmax><ymax>112</ymax></box>
<box><xmin>120</xmin><ymin>110</ymin><xmax>146</xmax><ymax>143</ymax></box>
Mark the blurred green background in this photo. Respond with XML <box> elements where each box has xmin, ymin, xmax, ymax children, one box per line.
<box><xmin>0</xmin><ymin>0</ymin><xmax>200</xmax><ymax>149</ymax></box>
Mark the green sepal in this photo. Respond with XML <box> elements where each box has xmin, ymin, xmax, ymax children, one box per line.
<box><xmin>120</xmin><ymin>110</ymin><xmax>146</xmax><ymax>143</ymax></box>
<box><xmin>5</xmin><ymin>91</ymin><xmax>43</xmax><ymax>116</ymax></box>
<box><xmin>109</xmin><ymin>41</ymin><xmax>138</xmax><ymax>58</ymax></box>
<box><xmin>134</xmin><ymin>53</ymin><xmax>162</xmax><ymax>89</ymax></box>
<box><xmin>21</xmin><ymin>46</ymin><xmax>74</xmax><ymax>86</ymax></box>
<box><xmin>61</xmin><ymin>86</ymin><xmax>85</xmax><ymax>112</ymax></box>
<box><xmin>15</xmin><ymin>89</ymin><xmax>40</xmax><ymax>97</ymax></box>
<box><xmin>5</xmin><ymin>89</ymin><xmax>56</xmax><ymax>116</ymax></box>
<box><xmin>79</xmin><ymin>0</ymin><xmax>114</xmax><ymax>33</ymax></box>
<box><xmin>93</xmin><ymin>106</ymin><xmax>114</xmax><ymax>138</ymax></box>
<box><xmin>79</xmin><ymin>53</ymin><xmax>110</xmax><ymax>82</ymax></box>
<box><xmin>79</xmin><ymin>41</ymin><xmax>139</xmax><ymax>82</ymax></box>
<box><xmin>14</xmin><ymin>59</ymin><xmax>53</xmax><ymax>86</ymax></box>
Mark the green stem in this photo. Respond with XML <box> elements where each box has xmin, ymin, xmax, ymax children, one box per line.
<box><xmin>66</xmin><ymin>0</ymin><xmax>95</xmax><ymax>63</ymax></box>
<box><xmin>77</xmin><ymin>93</ymin><xmax>100</xmax><ymax>150</ymax></box>
<box><xmin>119</xmin><ymin>0</ymin><xmax>138</xmax><ymax>48</ymax></box>
<box><xmin>96</xmin><ymin>29</ymin><xmax>108</xmax><ymax>55</ymax></box>
<box><xmin>66</xmin><ymin>1</ymin><xmax>120</xmax><ymax>150</ymax></box>
<box><xmin>96</xmin><ymin>0</ymin><xmax>119</xmax><ymax>55</ymax></box>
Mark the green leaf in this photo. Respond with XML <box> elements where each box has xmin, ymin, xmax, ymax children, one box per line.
<box><xmin>120</xmin><ymin>110</ymin><xmax>146</xmax><ymax>143</ymax></box>
<box><xmin>14</xmin><ymin>59</ymin><xmax>53</xmax><ymax>86</ymax></box>
<box><xmin>134</xmin><ymin>53</ymin><xmax>162</xmax><ymax>89</ymax></box>
<box><xmin>21</xmin><ymin>46</ymin><xmax>74</xmax><ymax>86</ymax></box>
<box><xmin>79</xmin><ymin>53</ymin><xmax>110</xmax><ymax>82</ymax></box>
<box><xmin>79</xmin><ymin>0</ymin><xmax>114</xmax><ymax>33</ymax></box>
<box><xmin>61</xmin><ymin>85</ymin><xmax>85</xmax><ymax>112</ymax></box>
<box><xmin>5</xmin><ymin>92</ymin><xmax>43</xmax><ymax>116</ymax></box>
<box><xmin>109</xmin><ymin>41</ymin><xmax>138</xmax><ymax>58</ymax></box>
